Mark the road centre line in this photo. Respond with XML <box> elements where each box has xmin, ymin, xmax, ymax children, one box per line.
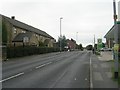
<box><xmin>46</xmin><ymin>62</ymin><xmax>52</xmax><ymax>65</ymax></box>
<box><xmin>35</xmin><ymin>64</ymin><xmax>46</xmax><ymax>69</ymax></box>
<box><xmin>0</xmin><ymin>72</ymin><xmax>24</xmax><ymax>83</ymax></box>
<box><xmin>35</xmin><ymin>62</ymin><xmax>52</xmax><ymax>69</ymax></box>
<box><xmin>90</xmin><ymin>55</ymin><xmax>93</xmax><ymax>88</ymax></box>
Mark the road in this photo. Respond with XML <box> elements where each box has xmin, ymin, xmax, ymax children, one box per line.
<box><xmin>2</xmin><ymin>51</ymin><xmax>91</xmax><ymax>88</ymax></box>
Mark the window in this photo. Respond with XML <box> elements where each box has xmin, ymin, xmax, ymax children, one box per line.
<box><xmin>22</xmin><ymin>30</ymin><xmax>26</xmax><ymax>33</ymax></box>
<box><xmin>23</xmin><ymin>37</ymin><xmax>29</xmax><ymax>43</ymax></box>
<box><xmin>13</xmin><ymin>27</ymin><xmax>17</xmax><ymax>34</ymax></box>
<box><xmin>36</xmin><ymin>34</ymin><xmax>38</xmax><ymax>37</ymax></box>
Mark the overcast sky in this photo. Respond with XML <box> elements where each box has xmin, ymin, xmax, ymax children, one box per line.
<box><xmin>1</xmin><ymin>0</ymin><xmax>120</xmax><ymax>47</ymax></box>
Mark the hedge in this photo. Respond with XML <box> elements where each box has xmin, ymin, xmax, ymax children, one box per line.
<box><xmin>7</xmin><ymin>46</ymin><xmax>60</xmax><ymax>58</ymax></box>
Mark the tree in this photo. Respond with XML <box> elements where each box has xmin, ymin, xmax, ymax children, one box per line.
<box><xmin>38</xmin><ymin>41</ymin><xmax>45</xmax><ymax>47</ymax></box>
<box><xmin>86</xmin><ymin>45</ymin><xmax>93</xmax><ymax>50</ymax></box>
<box><xmin>58</xmin><ymin>35</ymin><xmax>67</xmax><ymax>50</ymax></box>
<box><xmin>78</xmin><ymin>44</ymin><xmax>83</xmax><ymax>50</ymax></box>
<box><xmin>102</xmin><ymin>43</ymin><xmax>105</xmax><ymax>47</ymax></box>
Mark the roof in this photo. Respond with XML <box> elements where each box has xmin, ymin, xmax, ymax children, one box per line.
<box><xmin>44</xmin><ymin>39</ymin><xmax>50</xmax><ymax>45</ymax></box>
<box><xmin>104</xmin><ymin>25</ymin><xmax>115</xmax><ymax>39</ymax></box>
<box><xmin>12</xmin><ymin>32</ymin><xmax>33</xmax><ymax>42</ymax></box>
<box><xmin>1</xmin><ymin>14</ymin><xmax>54</xmax><ymax>39</ymax></box>
<box><xmin>67</xmin><ymin>38</ymin><xmax>76</xmax><ymax>43</ymax></box>
<box><xmin>104</xmin><ymin>22</ymin><xmax>120</xmax><ymax>39</ymax></box>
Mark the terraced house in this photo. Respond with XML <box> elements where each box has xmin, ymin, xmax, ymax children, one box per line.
<box><xmin>1</xmin><ymin>14</ymin><xmax>55</xmax><ymax>47</ymax></box>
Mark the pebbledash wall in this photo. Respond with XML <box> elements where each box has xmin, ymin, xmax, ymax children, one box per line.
<box><xmin>118</xmin><ymin>1</ymin><xmax>120</xmax><ymax>21</ymax></box>
<box><xmin>0</xmin><ymin>15</ymin><xmax>2</xmax><ymax>89</ymax></box>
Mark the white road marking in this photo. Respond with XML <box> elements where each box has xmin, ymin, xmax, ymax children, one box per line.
<box><xmin>85</xmin><ymin>78</ymin><xmax>87</xmax><ymax>80</ymax></box>
<box><xmin>35</xmin><ymin>64</ymin><xmax>46</xmax><ymax>69</ymax></box>
<box><xmin>0</xmin><ymin>72</ymin><xmax>24</xmax><ymax>82</ymax></box>
<box><xmin>90</xmin><ymin>56</ymin><xmax>93</xmax><ymax>88</ymax></box>
<box><xmin>46</xmin><ymin>62</ymin><xmax>52</xmax><ymax>65</ymax></box>
<box><xmin>35</xmin><ymin>62</ymin><xmax>52</xmax><ymax>69</ymax></box>
<box><xmin>74</xmin><ymin>78</ymin><xmax>77</xmax><ymax>80</ymax></box>
<box><xmin>1</xmin><ymin>61</ymin><xmax>53</xmax><ymax>82</ymax></box>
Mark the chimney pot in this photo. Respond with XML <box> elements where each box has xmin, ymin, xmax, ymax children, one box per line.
<box><xmin>11</xmin><ymin>16</ymin><xmax>15</xmax><ymax>19</ymax></box>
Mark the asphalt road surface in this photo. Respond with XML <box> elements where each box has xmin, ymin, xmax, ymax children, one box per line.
<box><xmin>2</xmin><ymin>51</ymin><xmax>91</xmax><ymax>88</ymax></box>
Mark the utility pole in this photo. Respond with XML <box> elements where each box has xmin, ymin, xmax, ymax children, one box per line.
<box><xmin>76</xmin><ymin>32</ymin><xmax>78</xmax><ymax>47</ymax></box>
<box><xmin>93</xmin><ymin>34</ymin><xmax>96</xmax><ymax>54</ymax></box>
<box><xmin>60</xmin><ymin>17</ymin><xmax>63</xmax><ymax>52</ymax></box>
<box><xmin>113</xmin><ymin>0</ymin><xmax>118</xmax><ymax>79</ymax></box>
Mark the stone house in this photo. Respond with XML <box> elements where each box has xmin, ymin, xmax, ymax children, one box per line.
<box><xmin>1</xmin><ymin>14</ymin><xmax>55</xmax><ymax>47</ymax></box>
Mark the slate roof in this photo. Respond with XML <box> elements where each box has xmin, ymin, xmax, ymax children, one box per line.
<box><xmin>104</xmin><ymin>25</ymin><xmax>114</xmax><ymax>39</ymax></box>
<box><xmin>104</xmin><ymin>22</ymin><xmax>120</xmax><ymax>39</ymax></box>
<box><xmin>44</xmin><ymin>39</ymin><xmax>50</xmax><ymax>45</ymax></box>
<box><xmin>12</xmin><ymin>32</ymin><xmax>33</xmax><ymax>42</ymax></box>
<box><xmin>1</xmin><ymin>14</ymin><xmax>54</xmax><ymax>39</ymax></box>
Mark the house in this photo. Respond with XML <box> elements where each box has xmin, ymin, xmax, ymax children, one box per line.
<box><xmin>104</xmin><ymin>26</ymin><xmax>115</xmax><ymax>48</ymax></box>
<box><xmin>1</xmin><ymin>14</ymin><xmax>55</xmax><ymax>47</ymax></box>
<box><xmin>67</xmin><ymin>38</ymin><xmax>76</xmax><ymax>50</ymax></box>
<box><xmin>104</xmin><ymin>21</ymin><xmax>120</xmax><ymax>48</ymax></box>
<box><xmin>104</xmin><ymin>1</ymin><xmax>120</xmax><ymax>48</ymax></box>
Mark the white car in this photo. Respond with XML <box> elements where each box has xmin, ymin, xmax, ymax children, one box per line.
<box><xmin>100</xmin><ymin>48</ymin><xmax>112</xmax><ymax>51</ymax></box>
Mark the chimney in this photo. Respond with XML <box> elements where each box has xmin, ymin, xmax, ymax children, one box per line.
<box><xmin>11</xmin><ymin>16</ymin><xmax>15</xmax><ymax>20</ymax></box>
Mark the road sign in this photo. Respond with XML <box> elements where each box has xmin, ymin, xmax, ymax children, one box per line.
<box><xmin>97</xmin><ymin>39</ymin><xmax>102</xmax><ymax>50</ymax></box>
<box><xmin>114</xmin><ymin>44</ymin><xmax>119</xmax><ymax>51</ymax></box>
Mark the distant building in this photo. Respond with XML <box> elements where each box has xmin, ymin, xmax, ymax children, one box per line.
<box><xmin>1</xmin><ymin>14</ymin><xmax>55</xmax><ymax>47</ymax></box>
<box><xmin>67</xmin><ymin>38</ymin><xmax>76</xmax><ymax>50</ymax></box>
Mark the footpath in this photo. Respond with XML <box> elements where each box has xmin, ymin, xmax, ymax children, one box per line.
<box><xmin>91</xmin><ymin>51</ymin><xmax>119</xmax><ymax>89</ymax></box>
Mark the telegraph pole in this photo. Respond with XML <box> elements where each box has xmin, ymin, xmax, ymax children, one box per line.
<box><xmin>113</xmin><ymin>0</ymin><xmax>118</xmax><ymax>79</ymax></box>
<box><xmin>94</xmin><ymin>35</ymin><xmax>96</xmax><ymax>54</ymax></box>
<box><xmin>76</xmin><ymin>32</ymin><xmax>78</xmax><ymax>43</ymax></box>
<box><xmin>60</xmin><ymin>17</ymin><xmax>63</xmax><ymax>52</ymax></box>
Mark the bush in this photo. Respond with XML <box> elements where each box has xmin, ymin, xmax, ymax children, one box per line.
<box><xmin>7</xmin><ymin>46</ymin><xmax>60</xmax><ymax>58</ymax></box>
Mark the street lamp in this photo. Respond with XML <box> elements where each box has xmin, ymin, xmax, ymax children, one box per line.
<box><xmin>93</xmin><ymin>34</ymin><xmax>96</xmax><ymax>54</ymax></box>
<box><xmin>113</xmin><ymin>0</ymin><xmax>118</xmax><ymax>79</ymax></box>
<box><xmin>76</xmin><ymin>32</ymin><xmax>78</xmax><ymax>43</ymax></box>
<box><xmin>60</xmin><ymin>17</ymin><xmax>63</xmax><ymax>52</ymax></box>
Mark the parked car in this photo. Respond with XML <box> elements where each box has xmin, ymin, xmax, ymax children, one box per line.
<box><xmin>100</xmin><ymin>47</ymin><xmax>112</xmax><ymax>51</ymax></box>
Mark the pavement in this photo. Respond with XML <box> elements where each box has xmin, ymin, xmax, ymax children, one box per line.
<box><xmin>91</xmin><ymin>51</ymin><xmax>118</xmax><ymax>88</ymax></box>
<box><xmin>98</xmin><ymin>51</ymin><xmax>113</xmax><ymax>61</ymax></box>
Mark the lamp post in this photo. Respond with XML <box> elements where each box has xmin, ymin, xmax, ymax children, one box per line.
<box><xmin>76</xmin><ymin>32</ymin><xmax>78</xmax><ymax>49</ymax></box>
<box><xmin>113</xmin><ymin>0</ymin><xmax>118</xmax><ymax>79</ymax></box>
<box><xmin>76</xmin><ymin>32</ymin><xmax>78</xmax><ymax>43</ymax></box>
<box><xmin>94</xmin><ymin>34</ymin><xmax>96</xmax><ymax>54</ymax></box>
<box><xmin>60</xmin><ymin>17</ymin><xmax>63</xmax><ymax>52</ymax></box>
